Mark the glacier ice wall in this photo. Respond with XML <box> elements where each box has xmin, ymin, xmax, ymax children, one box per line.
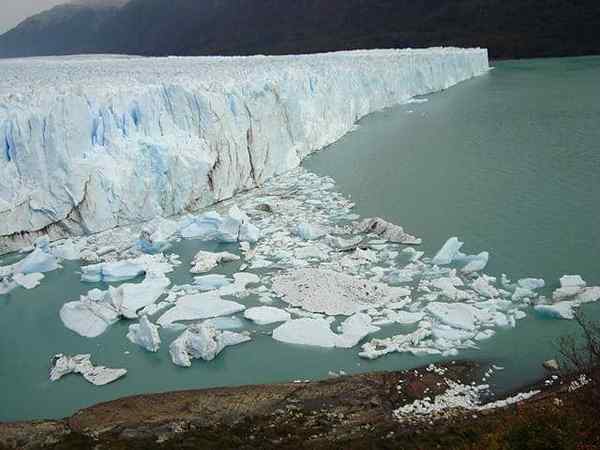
<box><xmin>0</xmin><ymin>48</ymin><xmax>489</xmax><ymax>253</ymax></box>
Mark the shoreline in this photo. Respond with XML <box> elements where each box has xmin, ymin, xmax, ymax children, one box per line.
<box><xmin>1</xmin><ymin>361</ymin><xmax>597</xmax><ymax>449</ymax></box>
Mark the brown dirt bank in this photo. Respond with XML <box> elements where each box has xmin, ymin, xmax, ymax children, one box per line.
<box><xmin>1</xmin><ymin>362</ymin><xmax>599</xmax><ymax>450</ymax></box>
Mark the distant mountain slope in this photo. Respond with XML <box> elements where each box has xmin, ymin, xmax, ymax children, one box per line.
<box><xmin>0</xmin><ymin>3</ymin><xmax>120</xmax><ymax>58</ymax></box>
<box><xmin>1</xmin><ymin>0</ymin><xmax>600</xmax><ymax>59</ymax></box>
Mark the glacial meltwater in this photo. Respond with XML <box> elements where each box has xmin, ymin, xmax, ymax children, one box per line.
<box><xmin>1</xmin><ymin>56</ymin><xmax>599</xmax><ymax>421</ymax></box>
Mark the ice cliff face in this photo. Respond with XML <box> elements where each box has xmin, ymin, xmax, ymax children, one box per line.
<box><xmin>0</xmin><ymin>48</ymin><xmax>489</xmax><ymax>253</ymax></box>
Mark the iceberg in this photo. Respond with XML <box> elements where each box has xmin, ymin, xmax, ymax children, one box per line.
<box><xmin>431</xmin><ymin>237</ymin><xmax>464</xmax><ymax>266</ymax></box>
<box><xmin>193</xmin><ymin>274</ymin><xmax>232</xmax><ymax>291</ymax></box>
<box><xmin>190</xmin><ymin>250</ymin><xmax>240</xmax><ymax>274</ymax></box>
<box><xmin>354</xmin><ymin>218</ymin><xmax>421</xmax><ymax>245</ymax></box>
<box><xmin>13</xmin><ymin>272</ymin><xmax>44</xmax><ymax>289</ymax></box>
<box><xmin>169</xmin><ymin>323</ymin><xmax>250</xmax><ymax>366</ymax></box>
<box><xmin>244</xmin><ymin>306</ymin><xmax>291</xmax><ymax>325</ymax></box>
<box><xmin>14</xmin><ymin>237</ymin><xmax>59</xmax><ymax>274</ymax></box>
<box><xmin>518</xmin><ymin>278</ymin><xmax>545</xmax><ymax>290</ymax></box>
<box><xmin>49</xmin><ymin>353</ymin><xmax>127</xmax><ymax>386</ymax></box>
<box><xmin>0</xmin><ymin>49</ymin><xmax>489</xmax><ymax>254</ymax></box>
<box><xmin>156</xmin><ymin>292</ymin><xmax>246</xmax><ymax>326</ymax></box>
<box><xmin>126</xmin><ymin>316</ymin><xmax>161</xmax><ymax>352</ymax></box>
<box><xmin>81</xmin><ymin>260</ymin><xmax>146</xmax><ymax>283</ymax></box>
<box><xmin>60</xmin><ymin>272</ymin><xmax>170</xmax><ymax>337</ymax></box>
<box><xmin>293</xmin><ymin>223</ymin><xmax>327</xmax><ymax>241</ymax></box>
<box><xmin>272</xmin><ymin>313</ymin><xmax>378</xmax><ymax>348</ymax></box>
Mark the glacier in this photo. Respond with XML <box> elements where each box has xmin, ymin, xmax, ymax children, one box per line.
<box><xmin>0</xmin><ymin>48</ymin><xmax>489</xmax><ymax>253</ymax></box>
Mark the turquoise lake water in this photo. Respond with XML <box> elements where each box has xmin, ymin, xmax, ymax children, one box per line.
<box><xmin>1</xmin><ymin>56</ymin><xmax>599</xmax><ymax>421</ymax></box>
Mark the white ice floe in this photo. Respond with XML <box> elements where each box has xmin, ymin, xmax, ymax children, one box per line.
<box><xmin>193</xmin><ymin>274</ymin><xmax>232</xmax><ymax>291</ymax></box>
<box><xmin>244</xmin><ymin>306</ymin><xmax>291</xmax><ymax>325</ymax></box>
<box><xmin>169</xmin><ymin>323</ymin><xmax>250</xmax><ymax>366</ymax></box>
<box><xmin>272</xmin><ymin>313</ymin><xmax>378</xmax><ymax>348</ymax></box>
<box><xmin>272</xmin><ymin>268</ymin><xmax>394</xmax><ymax>315</ymax></box>
<box><xmin>49</xmin><ymin>354</ymin><xmax>127</xmax><ymax>386</ymax></box>
<box><xmin>81</xmin><ymin>260</ymin><xmax>146</xmax><ymax>283</ymax></box>
<box><xmin>518</xmin><ymin>278</ymin><xmax>545</xmax><ymax>290</ymax></box>
<box><xmin>426</xmin><ymin>302</ymin><xmax>477</xmax><ymax>331</ymax></box>
<box><xmin>137</xmin><ymin>218</ymin><xmax>179</xmax><ymax>253</ymax></box>
<box><xmin>535</xmin><ymin>301</ymin><xmax>577</xmax><ymax>320</ymax></box>
<box><xmin>13</xmin><ymin>272</ymin><xmax>44</xmax><ymax>289</ymax></box>
<box><xmin>355</xmin><ymin>218</ymin><xmax>421</xmax><ymax>245</ymax></box>
<box><xmin>460</xmin><ymin>251</ymin><xmax>489</xmax><ymax>273</ymax></box>
<box><xmin>190</xmin><ymin>250</ymin><xmax>240</xmax><ymax>274</ymax></box>
<box><xmin>431</xmin><ymin>237</ymin><xmax>464</xmax><ymax>265</ymax></box>
<box><xmin>294</xmin><ymin>223</ymin><xmax>327</xmax><ymax>241</ymax></box>
<box><xmin>126</xmin><ymin>315</ymin><xmax>161</xmax><ymax>352</ymax></box>
<box><xmin>157</xmin><ymin>292</ymin><xmax>246</xmax><ymax>326</ymax></box>
<box><xmin>60</xmin><ymin>272</ymin><xmax>170</xmax><ymax>337</ymax></box>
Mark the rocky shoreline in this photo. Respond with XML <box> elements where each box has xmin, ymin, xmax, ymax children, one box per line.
<box><xmin>2</xmin><ymin>362</ymin><xmax>598</xmax><ymax>449</ymax></box>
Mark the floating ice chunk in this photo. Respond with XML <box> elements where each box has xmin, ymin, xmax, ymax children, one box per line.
<box><xmin>560</xmin><ymin>275</ymin><xmax>586</xmax><ymax>288</ymax></box>
<box><xmin>460</xmin><ymin>252</ymin><xmax>489</xmax><ymax>273</ymax></box>
<box><xmin>324</xmin><ymin>235</ymin><xmax>363</xmax><ymax>249</ymax></box>
<box><xmin>49</xmin><ymin>354</ymin><xmax>126</xmax><ymax>386</ymax></box>
<box><xmin>244</xmin><ymin>306</ymin><xmax>291</xmax><ymax>325</ymax></box>
<box><xmin>81</xmin><ymin>260</ymin><xmax>146</xmax><ymax>283</ymax></box>
<box><xmin>518</xmin><ymin>278</ymin><xmax>545</xmax><ymax>290</ymax></box>
<box><xmin>431</xmin><ymin>237</ymin><xmax>464</xmax><ymax>265</ymax></box>
<box><xmin>426</xmin><ymin>302</ymin><xmax>477</xmax><ymax>331</ymax></box>
<box><xmin>471</xmin><ymin>276</ymin><xmax>499</xmax><ymax>298</ymax></box>
<box><xmin>137</xmin><ymin>218</ymin><xmax>178</xmax><ymax>253</ymax></box>
<box><xmin>294</xmin><ymin>223</ymin><xmax>327</xmax><ymax>240</ymax></box>
<box><xmin>60</xmin><ymin>289</ymin><xmax>121</xmax><ymax>338</ymax></box>
<box><xmin>111</xmin><ymin>272</ymin><xmax>171</xmax><ymax>319</ymax></box>
<box><xmin>355</xmin><ymin>218</ymin><xmax>421</xmax><ymax>244</ymax></box>
<box><xmin>61</xmin><ymin>273</ymin><xmax>170</xmax><ymax>337</ymax></box>
<box><xmin>13</xmin><ymin>272</ymin><xmax>44</xmax><ymax>289</ymax></box>
<box><xmin>272</xmin><ymin>314</ymin><xmax>376</xmax><ymax>348</ymax></box>
<box><xmin>392</xmin><ymin>310</ymin><xmax>425</xmax><ymax>324</ymax></box>
<box><xmin>534</xmin><ymin>302</ymin><xmax>576</xmax><ymax>320</ymax></box>
<box><xmin>228</xmin><ymin>205</ymin><xmax>260</xmax><ymax>243</ymax></box>
<box><xmin>14</xmin><ymin>239</ymin><xmax>59</xmax><ymax>274</ymax></box>
<box><xmin>335</xmin><ymin>313</ymin><xmax>380</xmax><ymax>348</ymax></box>
<box><xmin>157</xmin><ymin>292</ymin><xmax>245</xmax><ymax>326</ymax></box>
<box><xmin>359</xmin><ymin>324</ymin><xmax>432</xmax><ymax>360</ymax></box>
<box><xmin>50</xmin><ymin>239</ymin><xmax>80</xmax><ymax>260</ymax></box>
<box><xmin>217</xmin><ymin>272</ymin><xmax>260</xmax><ymax>296</ymax></box>
<box><xmin>512</xmin><ymin>287</ymin><xmax>535</xmax><ymax>302</ymax></box>
<box><xmin>430</xmin><ymin>276</ymin><xmax>472</xmax><ymax>301</ymax></box>
<box><xmin>127</xmin><ymin>316</ymin><xmax>161</xmax><ymax>352</ymax></box>
<box><xmin>169</xmin><ymin>323</ymin><xmax>250</xmax><ymax>366</ymax></box>
<box><xmin>553</xmin><ymin>286</ymin><xmax>585</xmax><ymax>301</ymax></box>
<box><xmin>204</xmin><ymin>317</ymin><xmax>244</xmax><ymax>330</ymax></box>
<box><xmin>574</xmin><ymin>287</ymin><xmax>600</xmax><ymax>304</ymax></box>
<box><xmin>193</xmin><ymin>274</ymin><xmax>232</xmax><ymax>291</ymax></box>
<box><xmin>190</xmin><ymin>250</ymin><xmax>240</xmax><ymax>274</ymax></box>
<box><xmin>272</xmin><ymin>268</ymin><xmax>391</xmax><ymax>315</ymax></box>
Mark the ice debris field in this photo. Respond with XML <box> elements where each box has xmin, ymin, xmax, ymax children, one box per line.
<box><xmin>1</xmin><ymin>167</ymin><xmax>599</xmax><ymax>387</ymax></box>
<box><xmin>1</xmin><ymin>48</ymin><xmax>596</xmax><ymax>400</ymax></box>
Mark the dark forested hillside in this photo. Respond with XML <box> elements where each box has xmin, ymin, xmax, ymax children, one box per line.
<box><xmin>1</xmin><ymin>0</ymin><xmax>599</xmax><ymax>59</ymax></box>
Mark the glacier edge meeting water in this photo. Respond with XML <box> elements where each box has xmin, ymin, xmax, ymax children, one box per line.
<box><xmin>0</xmin><ymin>48</ymin><xmax>488</xmax><ymax>253</ymax></box>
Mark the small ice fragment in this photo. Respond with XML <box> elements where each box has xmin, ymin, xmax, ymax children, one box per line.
<box><xmin>49</xmin><ymin>354</ymin><xmax>126</xmax><ymax>386</ymax></box>
<box><xmin>190</xmin><ymin>250</ymin><xmax>240</xmax><ymax>274</ymax></box>
<box><xmin>534</xmin><ymin>302</ymin><xmax>576</xmax><ymax>320</ymax></box>
<box><xmin>355</xmin><ymin>218</ymin><xmax>421</xmax><ymax>244</ymax></box>
<box><xmin>294</xmin><ymin>223</ymin><xmax>327</xmax><ymax>240</ymax></box>
<box><xmin>244</xmin><ymin>306</ymin><xmax>291</xmax><ymax>325</ymax></box>
<box><xmin>431</xmin><ymin>237</ymin><xmax>464</xmax><ymax>265</ymax></box>
<box><xmin>169</xmin><ymin>323</ymin><xmax>250</xmax><ymax>366</ymax></box>
<box><xmin>126</xmin><ymin>316</ymin><xmax>161</xmax><ymax>352</ymax></box>
<box><xmin>157</xmin><ymin>292</ymin><xmax>245</xmax><ymax>326</ymax></box>
<box><xmin>518</xmin><ymin>278</ymin><xmax>545</xmax><ymax>290</ymax></box>
<box><xmin>13</xmin><ymin>272</ymin><xmax>44</xmax><ymax>289</ymax></box>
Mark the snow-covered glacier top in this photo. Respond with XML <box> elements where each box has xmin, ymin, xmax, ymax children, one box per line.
<box><xmin>0</xmin><ymin>48</ymin><xmax>488</xmax><ymax>253</ymax></box>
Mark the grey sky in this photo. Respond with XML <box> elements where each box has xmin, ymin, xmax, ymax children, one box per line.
<box><xmin>0</xmin><ymin>0</ymin><xmax>128</xmax><ymax>34</ymax></box>
<box><xmin>0</xmin><ymin>0</ymin><xmax>67</xmax><ymax>34</ymax></box>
